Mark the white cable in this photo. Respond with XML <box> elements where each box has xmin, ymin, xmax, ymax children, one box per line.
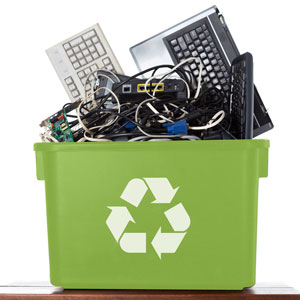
<box><xmin>145</xmin><ymin>57</ymin><xmax>203</xmax><ymax>99</ymax></box>
<box><xmin>189</xmin><ymin>110</ymin><xmax>225</xmax><ymax>131</ymax></box>
<box><xmin>77</xmin><ymin>87</ymin><xmax>121</xmax><ymax>137</ymax></box>
<box><xmin>135</xmin><ymin>98</ymin><xmax>183</xmax><ymax>138</ymax></box>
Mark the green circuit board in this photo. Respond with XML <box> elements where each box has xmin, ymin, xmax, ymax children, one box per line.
<box><xmin>47</xmin><ymin>112</ymin><xmax>74</xmax><ymax>142</ymax></box>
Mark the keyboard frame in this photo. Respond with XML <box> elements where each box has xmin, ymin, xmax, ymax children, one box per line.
<box><xmin>46</xmin><ymin>24</ymin><xmax>123</xmax><ymax>102</ymax></box>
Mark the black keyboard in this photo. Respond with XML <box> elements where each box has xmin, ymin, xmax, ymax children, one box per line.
<box><xmin>163</xmin><ymin>16</ymin><xmax>273</xmax><ymax>137</ymax></box>
<box><xmin>165</xmin><ymin>20</ymin><xmax>231</xmax><ymax>97</ymax></box>
<box><xmin>230</xmin><ymin>53</ymin><xmax>254</xmax><ymax>139</ymax></box>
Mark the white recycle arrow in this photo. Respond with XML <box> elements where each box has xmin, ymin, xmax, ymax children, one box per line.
<box><xmin>151</xmin><ymin>227</ymin><xmax>186</xmax><ymax>259</ymax></box>
<box><xmin>106</xmin><ymin>206</ymin><xmax>135</xmax><ymax>241</ymax></box>
<box><xmin>120</xmin><ymin>178</ymin><xmax>148</xmax><ymax>207</ymax></box>
<box><xmin>164</xmin><ymin>203</ymin><xmax>191</xmax><ymax>231</ymax></box>
<box><xmin>120</xmin><ymin>233</ymin><xmax>146</xmax><ymax>253</ymax></box>
<box><xmin>144</xmin><ymin>178</ymin><xmax>179</xmax><ymax>204</ymax></box>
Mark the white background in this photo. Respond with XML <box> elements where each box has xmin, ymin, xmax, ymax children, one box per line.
<box><xmin>0</xmin><ymin>0</ymin><xmax>299</xmax><ymax>290</ymax></box>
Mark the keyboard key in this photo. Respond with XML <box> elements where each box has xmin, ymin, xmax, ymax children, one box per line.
<box><xmin>82</xmin><ymin>49</ymin><xmax>89</xmax><ymax>56</ymax></box>
<box><xmin>84</xmin><ymin>68</ymin><xmax>91</xmax><ymax>75</ymax></box>
<box><xmin>204</xmin><ymin>76</ymin><xmax>209</xmax><ymax>82</ymax></box>
<box><xmin>83</xmin><ymin>30</ymin><xmax>95</xmax><ymax>40</ymax></box>
<box><xmin>202</xmin><ymin>39</ymin><xmax>208</xmax><ymax>47</ymax></box>
<box><xmin>220</xmin><ymin>78</ymin><xmax>227</xmax><ymax>84</ymax></box>
<box><xmin>218</xmin><ymin>60</ymin><xmax>224</xmax><ymax>66</ymax></box>
<box><xmin>224</xmin><ymin>71</ymin><xmax>229</xmax><ymax>78</ymax></box>
<box><xmin>106</xmin><ymin>64</ymin><xmax>114</xmax><ymax>71</ymax></box>
<box><xmin>206</xmin><ymin>65</ymin><xmax>213</xmax><ymax>72</ymax></box>
<box><xmin>193</xmin><ymin>70</ymin><xmax>199</xmax><ymax>76</ymax></box>
<box><xmin>70</xmin><ymin>36</ymin><xmax>83</xmax><ymax>47</ymax></box>
<box><xmin>194</xmin><ymin>39</ymin><xmax>201</xmax><ymax>46</ymax></box>
<box><xmin>177</xmin><ymin>52</ymin><xmax>183</xmax><ymax>59</ymax></box>
<box><xmin>92</xmin><ymin>52</ymin><xmax>99</xmax><ymax>59</ymax></box>
<box><xmin>70</xmin><ymin>55</ymin><xmax>77</xmax><ymax>62</ymax></box>
<box><xmin>199</xmin><ymin>33</ymin><xmax>205</xmax><ymax>40</ymax></box>
<box><xmin>79</xmin><ymin>58</ymin><xmax>87</xmax><ymax>66</ymax></box>
<box><xmin>212</xmin><ymin>48</ymin><xmax>218</xmax><ymax>54</ymax></box>
<box><xmin>92</xmin><ymin>36</ymin><xmax>99</xmax><ymax>43</ymax></box>
<box><xmin>207</xmin><ymin>82</ymin><xmax>213</xmax><ymax>88</ymax></box>
<box><xmin>200</xmin><ymin>52</ymin><xmax>207</xmax><ymax>59</ymax></box>
<box><xmin>211</xmin><ymin>59</ymin><xmax>217</xmax><ymax>65</ymax></box>
<box><xmin>171</xmin><ymin>39</ymin><xmax>177</xmax><ymax>46</ymax></box>
<box><xmin>91</xmin><ymin>64</ymin><xmax>98</xmax><ymax>71</ymax></box>
<box><xmin>208</xmin><ymin>52</ymin><xmax>214</xmax><ymax>59</ymax></box>
<box><xmin>86</xmin><ymin>83</ymin><xmax>91</xmax><ymax>90</ymax></box>
<box><xmin>190</xmin><ymin>30</ymin><xmax>197</xmax><ymax>40</ymax></box>
<box><xmin>65</xmin><ymin>77</ymin><xmax>73</xmax><ymax>84</ymax></box>
<box><xmin>86</xmin><ymin>55</ymin><xmax>92</xmax><ymax>63</ymax></box>
<box><xmin>73</xmin><ymin>46</ymin><xmax>80</xmax><ymax>53</ymax></box>
<box><xmin>215</xmin><ymin>54</ymin><xmax>220</xmax><ymax>60</ymax></box>
<box><xmin>196</xmin><ymin>27</ymin><xmax>202</xmax><ymax>33</ymax></box>
<box><xmin>63</xmin><ymin>43</ymin><xmax>70</xmax><ymax>50</ymax></box>
<box><xmin>197</xmin><ymin>46</ymin><xmax>204</xmax><ymax>53</ymax></box>
<box><xmin>184</xmin><ymin>33</ymin><xmax>192</xmax><ymax>44</ymax></box>
<box><xmin>89</xmin><ymin>45</ymin><xmax>96</xmax><ymax>53</ymax></box>
<box><xmin>190</xmin><ymin>63</ymin><xmax>197</xmax><ymax>70</ymax></box>
<box><xmin>217</xmin><ymin>71</ymin><xmax>223</xmax><ymax>78</ymax></box>
<box><xmin>207</xmin><ymin>36</ymin><xmax>212</xmax><ymax>42</ymax></box>
<box><xmin>223</xmin><ymin>85</ymin><xmax>230</xmax><ymax>91</ymax></box>
<box><xmin>192</xmin><ymin>51</ymin><xmax>198</xmax><ymax>57</ymax></box>
<box><xmin>103</xmin><ymin>57</ymin><xmax>110</xmax><ymax>65</ymax></box>
<box><xmin>202</xmin><ymin>24</ymin><xmax>207</xmax><ymax>30</ymax></box>
<box><xmin>184</xmin><ymin>50</ymin><xmax>191</xmax><ymax>57</ymax></box>
<box><xmin>203</xmin><ymin>59</ymin><xmax>209</xmax><ymax>65</ymax></box>
<box><xmin>177</xmin><ymin>36</ymin><xmax>187</xmax><ymax>50</ymax></box>
<box><xmin>66</xmin><ymin>49</ymin><xmax>73</xmax><ymax>56</ymax></box>
<box><xmin>73</xmin><ymin>62</ymin><xmax>80</xmax><ymax>69</ymax></box>
<box><xmin>78</xmin><ymin>71</ymin><xmax>85</xmax><ymax>78</ymax></box>
<box><xmin>188</xmin><ymin>44</ymin><xmax>195</xmax><ymax>51</ymax></box>
<box><xmin>209</xmin><ymin>72</ymin><xmax>216</xmax><ymax>78</ymax></box>
<box><xmin>174</xmin><ymin>45</ymin><xmax>180</xmax><ymax>52</ymax></box>
<box><xmin>86</xmin><ymin>40</ymin><xmax>92</xmax><ymax>47</ymax></box>
<box><xmin>205</xmin><ymin>46</ymin><xmax>211</xmax><ymax>53</ymax></box>
<box><xmin>212</xmin><ymin>78</ymin><xmax>219</xmax><ymax>85</ymax></box>
<box><xmin>72</xmin><ymin>90</ymin><xmax>79</xmax><ymax>97</ymax></box>
<box><xmin>69</xmin><ymin>84</ymin><xmax>76</xmax><ymax>91</ymax></box>
<box><xmin>79</xmin><ymin>43</ymin><xmax>86</xmax><ymax>50</ymax></box>
<box><xmin>221</xmin><ymin>65</ymin><xmax>226</xmax><ymax>72</ymax></box>
<box><xmin>214</xmin><ymin>65</ymin><xmax>221</xmax><ymax>72</ymax></box>
<box><xmin>76</xmin><ymin>52</ymin><xmax>83</xmax><ymax>59</ymax></box>
<box><xmin>202</xmin><ymin>69</ymin><xmax>207</xmax><ymax>76</ymax></box>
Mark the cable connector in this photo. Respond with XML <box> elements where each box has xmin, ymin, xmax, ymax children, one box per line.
<box><xmin>163</xmin><ymin>120</ymin><xmax>188</xmax><ymax>135</ymax></box>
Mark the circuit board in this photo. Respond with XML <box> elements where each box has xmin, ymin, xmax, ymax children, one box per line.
<box><xmin>46</xmin><ymin>112</ymin><xmax>74</xmax><ymax>142</ymax></box>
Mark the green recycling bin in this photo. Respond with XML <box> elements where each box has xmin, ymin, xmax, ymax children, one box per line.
<box><xmin>34</xmin><ymin>139</ymin><xmax>269</xmax><ymax>290</ymax></box>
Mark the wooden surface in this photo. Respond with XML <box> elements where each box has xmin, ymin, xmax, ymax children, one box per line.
<box><xmin>0</xmin><ymin>285</ymin><xmax>300</xmax><ymax>300</ymax></box>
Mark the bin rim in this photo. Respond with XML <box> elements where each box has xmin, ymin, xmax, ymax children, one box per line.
<box><xmin>34</xmin><ymin>139</ymin><xmax>269</xmax><ymax>152</ymax></box>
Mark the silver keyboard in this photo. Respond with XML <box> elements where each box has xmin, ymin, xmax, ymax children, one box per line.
<box><xmin>46</xmin><ymin>24</ymin><xmax>123</xmax><ymax>102</ymax></box>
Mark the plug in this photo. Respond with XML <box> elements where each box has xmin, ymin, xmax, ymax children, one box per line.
<box><xmin>163</xmin><ymin>120</ymin><xmax>188</xmax><ymax>135</ymax></box>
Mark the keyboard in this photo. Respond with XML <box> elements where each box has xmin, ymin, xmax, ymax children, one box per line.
<box><xmin>46</xmin><ymin>24</ymin><xmax>123</xmax><ymax>102</ymax></box>
<box><xmin>164</xmin><ymin>20</ymin><xmax>231</xmax><ymax>96</ymax></box>
<box><xmin>230</xmin><ymin>53</ymin><xmax>254</xmax><ymax>139</ymax></box>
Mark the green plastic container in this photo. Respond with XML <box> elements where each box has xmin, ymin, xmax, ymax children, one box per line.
<box><xmin>34</xmin><ymin>139</ymin><xmax>269</xmax><ymax>290</ymax></box>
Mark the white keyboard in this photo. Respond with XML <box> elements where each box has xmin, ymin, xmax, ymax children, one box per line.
<box><xmin>46</xmin><ymin>24</ymin><xmax>123</xmax><ymax>102</ymax></box>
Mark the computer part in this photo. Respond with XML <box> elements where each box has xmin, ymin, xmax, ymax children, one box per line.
<box><xmin>111</xmin><ymin>78</ymin><xmax>187</xmax><ymax>103</ymax></box>
<box><xmin>230</xmin><ymin>53</ymin><xmax>254</xmax><ymax>139</ymax></box>
<box><xmin>129</xmin><ymin>6</ymin><xmax>273</xmax><ymax>137</ymax></box>
<box><xmin>46</xmin><ymin>24</ymin><xmax>123</xmax><ymax>102</ymax></box>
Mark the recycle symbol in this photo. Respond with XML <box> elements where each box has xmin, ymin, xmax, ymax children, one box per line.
<box><xmin>106</xmin><ymin>178</ymin><xmax>191</xmax><ymax>259</ymax></box>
